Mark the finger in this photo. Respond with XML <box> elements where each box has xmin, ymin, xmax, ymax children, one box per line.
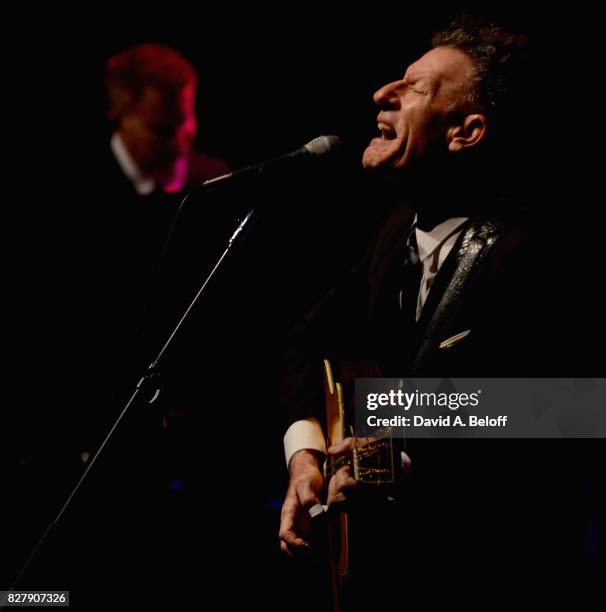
<box><xmin>279</xmin><ymin>503</ymin><xmax>311</xmax><ymax>548</ymax></box>
<box><xmin>280</xmin><ymin>540</ymin><xmax>294</xmax><ymax>558</ymax></box>
<box><xmin>280</xmin><ymin>529</ymin><xmax>312</xmax><ymax>560</ymax></box>
<box><xmin>328</xmin><ymin>491</ymin><xmax>349</xmax><ymax>507</ymax></box>
<box><xmin>355</xmin><ymin>436</ymin><xmax>377</xmax><ymax>449</ymax></box>
<box><xmin>279</xmin><ymin>497</ymin><xmax>313</xmax><ymax>552</ymax></box>
<box><xmin>327</xmin><ymin>437</ymin><xmax>356</xmax><ymax>456</ymax></box>
<box><xmin>280</xmin><ymin>533</ymin><xmax>311</xmax><ymax>558</ymax></box>
<box><xmin>279</xmin><ymin>527</ymin><xmax>310</xmax><ymax>549</ymax></box>
<box><xmin>327</xmin><ymin>480</ymin><xmax>357</xmax><ymax>508</ymax></box>
<box><xmin>327</xmin><ymin>436</ymin><xmax>379</xmax><ymax>456</ymax></box>
<box><xmin>280</xmin><ymin>495</ymin><xmax>299</xmax><ymax>529</ymax></box>
<box><xmin>295</xmin><ymin>481</ymin><xmax>322</xmax><ymax>509</ymax></box>
<box><xmin>327</xmin><ymin>466</ymin><xmax>357</xmax><ymax>508</ymax></box>
<box><xmin>333</xmin><ymin>466</ymin><xmax>357</xmax><ymax>492</ymax></box>
<box><xmin>401</xmin><ymin>450</ymin><xmax>413</xmax><ymax>476</ymax></box>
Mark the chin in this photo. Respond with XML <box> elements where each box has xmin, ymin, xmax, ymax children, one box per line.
<box><xmin>363</xmin><ymin>152</ymin><xmax>403</xmax><ymax>176</ymax></box>
<box><xmin>363</xmin><ymin>138</ymin><xmax>405</xmax><ymax>171</ymax></box>
<box><xmin>362</xmin><ymin>147</ymin><xmax>387</xmax><ymax>171</ymax></box>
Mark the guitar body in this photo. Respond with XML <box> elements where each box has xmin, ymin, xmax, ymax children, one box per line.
<box><xmin>321</xmin><ymin>358</ymin><xmax>400</xmax><ymax>612</ymax></box>
<box><xmin>322</xmin><ymin>358</ymin><xmax>349</xmax><ymax>612</ymax></box>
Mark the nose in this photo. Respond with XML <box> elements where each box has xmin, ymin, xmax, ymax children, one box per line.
<box><xmin>373</xmin><ymin>80</ymin><xmax>403</xmax><ymax>109</ymax></box>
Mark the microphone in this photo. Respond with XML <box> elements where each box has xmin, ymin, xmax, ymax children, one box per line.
<box><xmin>200</xmin><ymin>135</ymin><xmax>342</xmax><ymax>190</ymax></box>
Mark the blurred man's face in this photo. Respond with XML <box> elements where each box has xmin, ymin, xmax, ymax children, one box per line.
<box><xmin>362</xmin><ymin>46</ymin><xmax>475</xmax><ymax>175</ymax></box>
<box><xmin>119</xmin><ymin>82</ymin><xmax>197</xmax><ymax>185</ymax></box>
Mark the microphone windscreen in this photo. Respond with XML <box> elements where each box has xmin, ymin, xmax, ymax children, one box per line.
<box><xmin>303</xmin><ymin>135</ymin><xmax>342</xmax><ymax>156</ymax></box>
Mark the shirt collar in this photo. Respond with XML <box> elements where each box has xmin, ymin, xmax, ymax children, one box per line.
<box><xmin>414</xmin><ymin>216</ymin><xmax>469</xmax><ymax>263</ymax></box>
<box><xmin>111</xmin><ymin>132</ymin><xmax>156</xmax><ymax>195</ymax></box>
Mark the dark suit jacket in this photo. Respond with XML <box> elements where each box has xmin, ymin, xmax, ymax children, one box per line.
<box><xmin>280</xmin><ymin>199</ymin><xmax>597</xmax><ymax>606</ymax></box>
<box><xmin>281</xmin><ymin>200</ymin><xmax>545</xmax><ymax>426</ymax></box>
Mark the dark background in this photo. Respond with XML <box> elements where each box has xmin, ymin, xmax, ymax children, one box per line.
<box><xmin>4</xmin><ymin>5</ymin><xmax>604</xmax><ymax>610</ymax></box>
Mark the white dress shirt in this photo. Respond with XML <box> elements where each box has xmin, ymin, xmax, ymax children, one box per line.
<box><xmin>111</xmin><ymin>133</ymin><xmax>156</xmax><ymax>195</ymax></box>
<box><xmin>283</xmin><ymin>216</ymin><xmax>469</xmax><ymax>467</ymax></box>
<box><xmin>110</xmin><ymin>133</ymin><xmax>188</xmax><ymax>194</ymax></box>
<box><xmin>414</xmin><ymin>216</ymin><xmax>469</xmax><ymax>320</ymax></box>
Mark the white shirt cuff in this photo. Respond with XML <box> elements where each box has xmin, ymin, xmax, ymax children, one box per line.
<box><xmin>283</xmin><ymin>418</ymin><xmax>326</xmax><ymax>468</ymax></box>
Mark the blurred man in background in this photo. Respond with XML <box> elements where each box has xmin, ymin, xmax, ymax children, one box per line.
<box><xmin>105</xmin><ymin>43</ymin><xmax>228</xmax><ymax>195</ymax></box>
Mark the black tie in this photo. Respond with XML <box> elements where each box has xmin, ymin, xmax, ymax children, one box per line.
<box><xmin>399</xmin><ymin>224</ymin><xmax>422</xmax><ymax>325</ymax></box>
<box><xmin>371</xmin><ymin>222</ymin><xmax>423</xmax><ymax>376</ymax></box>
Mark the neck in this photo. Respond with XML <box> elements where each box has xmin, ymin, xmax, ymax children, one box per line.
<box><xmin>413</xmin><ymin>193</ymin><xmax>477</xmax><ymax>230</ymax></box>
<box><xmin>398</xmin><ymin>161</ymin><xmax>488</xmax><ymax>230</ymax></box>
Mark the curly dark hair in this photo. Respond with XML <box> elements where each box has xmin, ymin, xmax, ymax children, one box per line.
<box><xmin>431</xmin><ymin>16</ymin><xmax>529</xmax><ymax>131</ymax></box>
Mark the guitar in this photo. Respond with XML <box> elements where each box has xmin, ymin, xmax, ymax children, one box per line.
<box><xmin>318</xmin><ymin>358</ymin><xmax>401</xmax><ymax>612</ymax></box>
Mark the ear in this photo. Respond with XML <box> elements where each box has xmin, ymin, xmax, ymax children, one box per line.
<box><xmin>447</xmin><ymin>114</ymin><xmax>487</xmax><ymax>152</ymax></box>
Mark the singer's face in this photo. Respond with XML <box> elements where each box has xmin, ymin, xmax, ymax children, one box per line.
<box><xmin>363</xmin><ymin>46</ymin><xmax>476</xmax><ymax>174</ymax></box>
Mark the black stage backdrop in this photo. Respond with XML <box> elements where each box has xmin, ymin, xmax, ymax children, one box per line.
<box><xmin>4</xmin><ymin>5</ymin><xmax>605</xmax><ymax>610</ymax></box>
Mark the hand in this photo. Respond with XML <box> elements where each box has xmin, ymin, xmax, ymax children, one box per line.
<box><xmin>279</xmin><ymin>449</ymin><xmax>324</xmax><ymax>557</ymax></box>
<box><xmin>326</xmin><ymin>437</ymin><xmax>412</xmax><ymax>510</ymax></box>
<box><xmin>326</xmin><ymin>437</ymin><xmax>362</xmax><ymax>511</ymax></box>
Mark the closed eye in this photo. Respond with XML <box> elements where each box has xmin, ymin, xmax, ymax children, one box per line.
<box><xmin>403</xmin><ymin>76</ymin><xmax>428</xmax><ymax>95</ymax></box>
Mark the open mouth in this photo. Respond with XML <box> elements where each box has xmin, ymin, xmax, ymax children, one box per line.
<box><xmin>378</xmin><ymin>122</ymin><xmax>398</xmax><ymax>140</ymax></box>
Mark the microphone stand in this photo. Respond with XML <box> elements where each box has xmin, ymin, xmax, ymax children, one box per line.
<box><xmin>3</xmin><ymin>207</ymin><xmax>256</xmax><ymax>601</ymax></box>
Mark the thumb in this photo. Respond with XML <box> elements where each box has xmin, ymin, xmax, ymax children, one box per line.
<box><xmin>297</xmin><ymin>479</ymin><xmax>322</xmax><ymax>508</ymax></box>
